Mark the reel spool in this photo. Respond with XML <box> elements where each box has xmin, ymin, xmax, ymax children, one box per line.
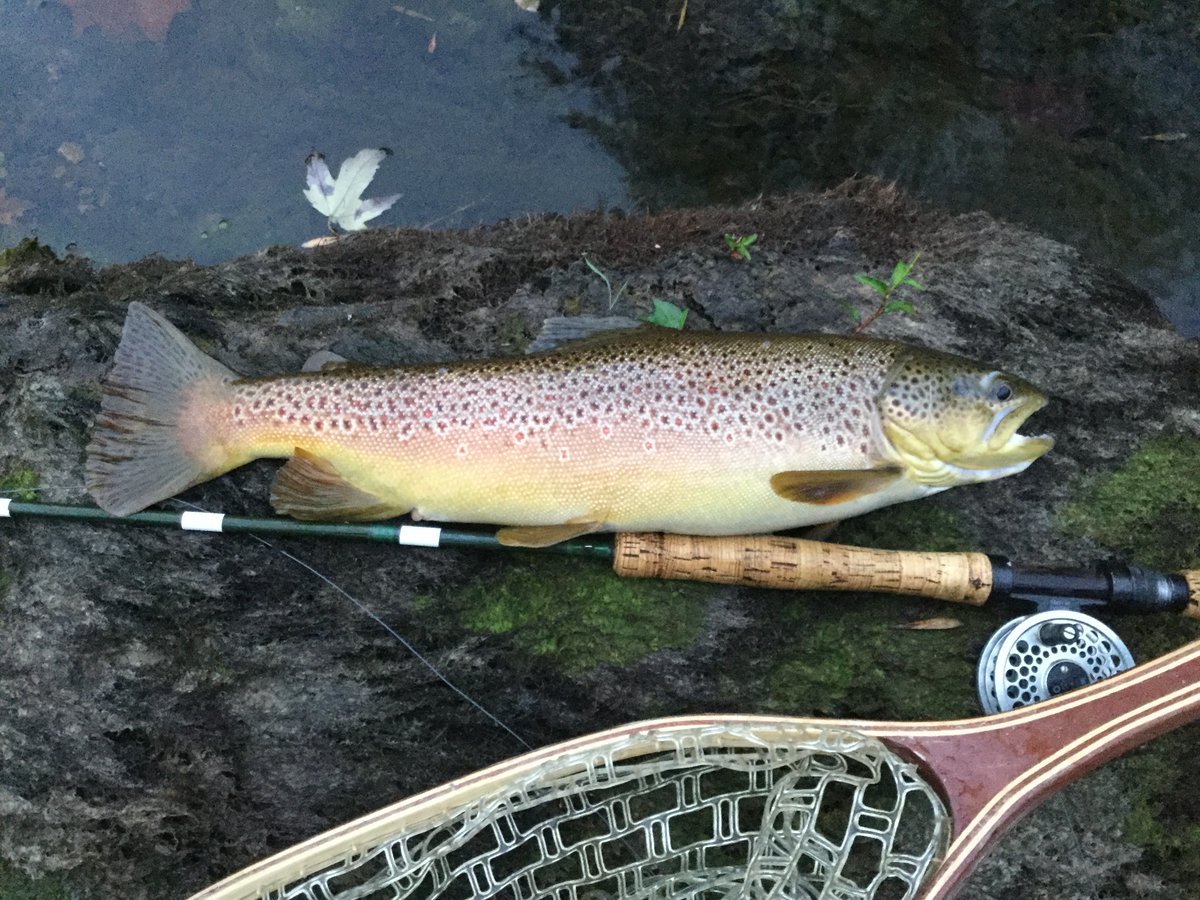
<box><xmin>977</xmin><ymin>611</ymin><xmax>1135</xmax><ymax>714</ymax></box>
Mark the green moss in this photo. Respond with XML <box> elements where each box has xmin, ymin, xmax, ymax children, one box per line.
<box><xmin>765</xmin><ymin>590</ymin><xmax>982</xmax><ymax>721</ymax></box>
<box><xmin>445</xmin><ymin>556</ymin><xmax>712</xmax><ymax>673</ymax></box>
<box><xmin>1061</xmin><ymin>435</ymin><xmax>1200</xmax><ymax>570</ymax></box>
<box><xmin>0</xmin><ymin>239</ymin><xmax>56</xmax><ymax>269</ymax></box>
<box><xmin>1117</xmin><ymin>732</ymin><xmax>1200</xmax><ymax>880</ymax></box>
<box><xmin>833</xmin><ymin>500</ymin><xmax>977</xmax><ymax>552</ymax></box>
<box><xmin>0</xmin><ymin>860</ymin><xmax>73</xmax><ymax>900</ymax></box>
<box><xmin>0</xmin><ymin>466</ymin><xmax>39</xmax><ymax>502</ymax></box>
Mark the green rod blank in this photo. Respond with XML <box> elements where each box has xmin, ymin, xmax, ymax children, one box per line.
<box><xmin>0</xmin><ymin>499</ymin><xmax>615</xmax><ymax>560</ymax></box>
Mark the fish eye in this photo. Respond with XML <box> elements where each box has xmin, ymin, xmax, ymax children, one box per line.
<box><xmin>991</xmin><ymin>381</ymin><xmax>1013</xmax><ymax>402</ymax></box>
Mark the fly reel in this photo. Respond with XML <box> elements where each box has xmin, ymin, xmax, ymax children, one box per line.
<box><xmin>977</xmin><ymin>611</ymin><xmax>1135</xmax><ymax>714</ymax></box>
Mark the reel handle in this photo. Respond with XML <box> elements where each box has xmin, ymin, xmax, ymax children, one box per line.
<box><xmin>612</xmin><ymin>532</ymin><xmax>994</xmax><ymax>604</ymax></box>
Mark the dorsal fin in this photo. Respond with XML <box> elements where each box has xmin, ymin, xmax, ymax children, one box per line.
<box><xmin>526</xmin><ymin>316</ymin><xmax>647</xmax><ymax>354</ymax></box>
<box><xmin>301</xmin><ymin>350</ymin><xmax>351</xmax><ymax>373</ymax></box>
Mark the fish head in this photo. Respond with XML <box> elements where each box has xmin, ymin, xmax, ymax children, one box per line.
<box><xmin>877</xmin><ymin>348</ymin><xmax>1054</xmax><ymax>486</ymax></box>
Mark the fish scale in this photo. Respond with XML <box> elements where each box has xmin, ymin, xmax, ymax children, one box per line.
<box><xmin>86</xmin><ymin>304</ymin><xmax>1053</xmax><ymax>545</ymax></box>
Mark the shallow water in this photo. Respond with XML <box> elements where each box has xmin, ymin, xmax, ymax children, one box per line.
<box><xmin>0</xmin><ymin>1</ymin><xmax>627</xmax><ymax>262</ymax></box>
<box><xmin>1</xmin><ymin>0</ymin><xmax>1196</xmax><ymax>334</ymax></box>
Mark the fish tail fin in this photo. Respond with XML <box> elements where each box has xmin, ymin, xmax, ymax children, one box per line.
<box><xmin>86</xmin><ymin>302</ymin><xmax>240</xmax><ymax>516</ymax></box>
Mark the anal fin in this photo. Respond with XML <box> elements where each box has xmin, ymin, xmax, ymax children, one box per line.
<box><xmin>271</xmin><ymin>449</ymin><xmax>403</xmax><ymax>521</ymax></box>
<box><xmin>770</xmin><ymin>467</ymin><xmax>903</xmax><ymax>505</ymax></box>
<box><xmin>496</xmin><ymin>520</ymin><xmax>602</xmax><ymax>548</ymax></box>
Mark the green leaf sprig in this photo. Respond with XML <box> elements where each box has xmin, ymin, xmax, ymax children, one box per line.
<box><xmin>848</xmin><ymin>254</ymin><xmax>924</xmax><ymax>333</ymax></box>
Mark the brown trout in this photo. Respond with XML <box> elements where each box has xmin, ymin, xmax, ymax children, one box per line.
<box><xmin>86</xmin><ymin>303</ymin><xmax>1053</xmax><ymax>546</ymax></box>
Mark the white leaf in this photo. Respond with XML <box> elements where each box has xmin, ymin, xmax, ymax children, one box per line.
<box><xmin>302</xmin><ymin>151</ymin><xmax>336</xmax><ymax>214</ymax></box>
<box><xmin>303</xmin><ymin>147</ymin><xmax>401</xmax><ymax>231</ymax></box>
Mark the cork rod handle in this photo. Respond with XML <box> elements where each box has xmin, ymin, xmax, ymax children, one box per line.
<box><xmin>1184</xmin><ymin>571</ymin><xmax>1200</xmax><ymax>620</ymax></box>
<box><xmin>611</xmin><ymin>532</ymin><xmax>994</xmax><ymax>604</ymax></box>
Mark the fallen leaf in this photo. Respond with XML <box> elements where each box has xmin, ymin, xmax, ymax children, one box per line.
<box><xmin>427</xmin><ymin>32</ymin><xmax>437</xmax><ymax>53</ymax></box>
<box><xmin>301</xmin><ymin>235</ymin><xmax>341</xmax><ymax>249</ymax></box>
<box><xmin>58</xmin><ymin>142</ymin><xmax>85</xmax><ymax>164</ymax></box>
<box><xmin>303</xmin><ymin>148</ymin><xmax>401</xmax><ymax>233</ymax></box>
<box><xmin>0</xmin><ymin>189</ymin><xmax>31</xmax><ymax>226</ymax></box>
<box><xmin>1139</xmin><ymin>132</ymin><xmax>1188</xmax><ymax>142</ymax></box>
<box><xmin>62</xmin><ymin>0</ymin><xmax>191</xmax><ymax>42</ymax></box>
<box><xmin>893</xmin><ymin>617</ymin><xmax>963</xmax><ymax>631</ymax></box>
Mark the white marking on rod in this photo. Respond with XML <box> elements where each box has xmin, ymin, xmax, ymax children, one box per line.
<box><xmin>0</xmin><ymin>498</ymin><xmax>10</xmax><ymax>517</ymax></box>
<box><xmin>398</xmin><ymin>525</ymin><xmax>441</xmax><ymax>548</ymax></box>
<box><xmin>180</xmin><ymin>511</ymin><xmax>226</xmax><ymax>532</ymax></box>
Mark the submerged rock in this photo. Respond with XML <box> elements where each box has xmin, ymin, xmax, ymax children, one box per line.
<box><xmin>0</xmin><ymin>180</ymin><xmax>1197</xmax><ymax>898</ymax></box>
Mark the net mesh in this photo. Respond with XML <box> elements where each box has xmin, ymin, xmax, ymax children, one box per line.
<box><xmin>273</xmin><ymin>724</ymin><xmax>948</xmax><ymax>900</ymax></box>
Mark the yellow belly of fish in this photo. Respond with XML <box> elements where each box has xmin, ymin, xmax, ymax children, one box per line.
<box><xmin>240</xmin><ymin>419</ymin><xmax>931</xmax><ymax>536</ymax></box>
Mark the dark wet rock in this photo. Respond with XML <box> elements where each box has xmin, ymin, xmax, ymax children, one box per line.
<box><xmin>0</xmin><ymin>180</ymin><xmax>1198</xmax><ymax>898</ymax></box>
<box><xmin>545</xmin><ymin>0</ymin><xmax>1200</xmax><ymax>332</ymax></box>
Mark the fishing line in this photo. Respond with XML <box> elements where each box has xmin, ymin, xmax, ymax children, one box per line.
<box><xmin>164</xmin><ymin>498</ymin><xmax>533</xmax><ymax>752</ymax></box>
<box><xmin>2</xmin><ymin>483</ymin><xmax>531</xmax><ymax>751</ymax></box>
<box><xmin>252</xmin><ymin>534</ymin><xmax>532</xmax><ymax>751</ymax></box>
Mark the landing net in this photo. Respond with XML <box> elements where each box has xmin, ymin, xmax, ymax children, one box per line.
<box><xmin>269</xmin><ymin>722</ymin><xmax>948</xmax><ymax>900</ymax></box>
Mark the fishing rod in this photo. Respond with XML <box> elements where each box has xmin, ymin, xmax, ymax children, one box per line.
<box><xmin>4</xmin><ymin>498</ymin><xmax>1197</xmax><ymax>616</ymax></box>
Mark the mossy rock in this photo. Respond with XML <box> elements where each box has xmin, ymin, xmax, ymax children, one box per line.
<box><xmin>1118</xmin><ymin>728</ymin><xmax>1200</xmax><ymax>882</ymax></box>
<box><xmin>1061</xmin><ymin>434</ymin><xmax>1200</xmax><ymax>570</ymax></box>
<box><xmin>0</xmin><ymin>238</ymin><xmax>56</xmax><ymax>270</ymax></box>
<box><xmin>0</xmin><ymin>465</ymin><xmax>40</xmax><ymax>502</ymax></box>
<box><xmin>833</xmin><ymin>500</ymin><xmax>977</xmax><ymax>553</ymax></box>
<box><xmin>765</xmin><ymin>595</ymin><xmax>984</xmax><ymax>721</ymax></box>
<box><xmin>0</xmin><ymin>861</ymin><xmax>73</xmax><ymax>900</ymax></box>
<box><xmin>426</xmin><ymin>555</ymin><xmax>714</xmax><ymax>673</ymax></box>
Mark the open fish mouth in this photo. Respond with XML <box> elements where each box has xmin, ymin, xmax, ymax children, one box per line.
<box><xmin>959</xmin><ymin>397</ymin><xmax>1054</xmax><ymax>474</ymax></box>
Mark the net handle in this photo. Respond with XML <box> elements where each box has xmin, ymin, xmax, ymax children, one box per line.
<box><xmin>612</xmin><ymin>532</ymin><xmax>994</xmax><ymax>604</ymax></box>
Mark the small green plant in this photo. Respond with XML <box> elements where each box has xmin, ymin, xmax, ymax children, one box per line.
<box><xmin>583</xmin><ymin>256</ymin><xmax>629</xmax><ymax>312</ymax></box>
<box><xmin>848</xmin><ymin>254</ymin><xmax>924</xmax><ymax>334</ymax></box>
<box><xmin>723</xmin><ymin>232</ymin><xmax>757</xmax><ymax>261</ymax></box>
<box><xmin>643</xmin><ymin>299</ymin><xmax>688</xmax><ymax>329</ymax></box>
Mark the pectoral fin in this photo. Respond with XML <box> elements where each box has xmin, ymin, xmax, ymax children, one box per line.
<box><xmin>770</xmin><ymin>467</ymin><xmax>903</xmax><ymax>505</ymax></box>
<box><xmin>271</xmin><ymin>449</ymin><xmax>404</xmax><ymax>521</ymax></box>
<box><xmin>496</xmin><ymin>520</ymin><xmax>602</xmax><ymax>548</ymax></box>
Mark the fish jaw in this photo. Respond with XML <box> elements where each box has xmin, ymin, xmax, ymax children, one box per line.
<box><xmin>882</xmin><ymin>401</ymin><xmax>1054</xmax><ymax>487</ymax></box>
<box><xmin>948</xmin><ymin>393</ymin><xmax>1055</xmax><ymax>477</ymax></box>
